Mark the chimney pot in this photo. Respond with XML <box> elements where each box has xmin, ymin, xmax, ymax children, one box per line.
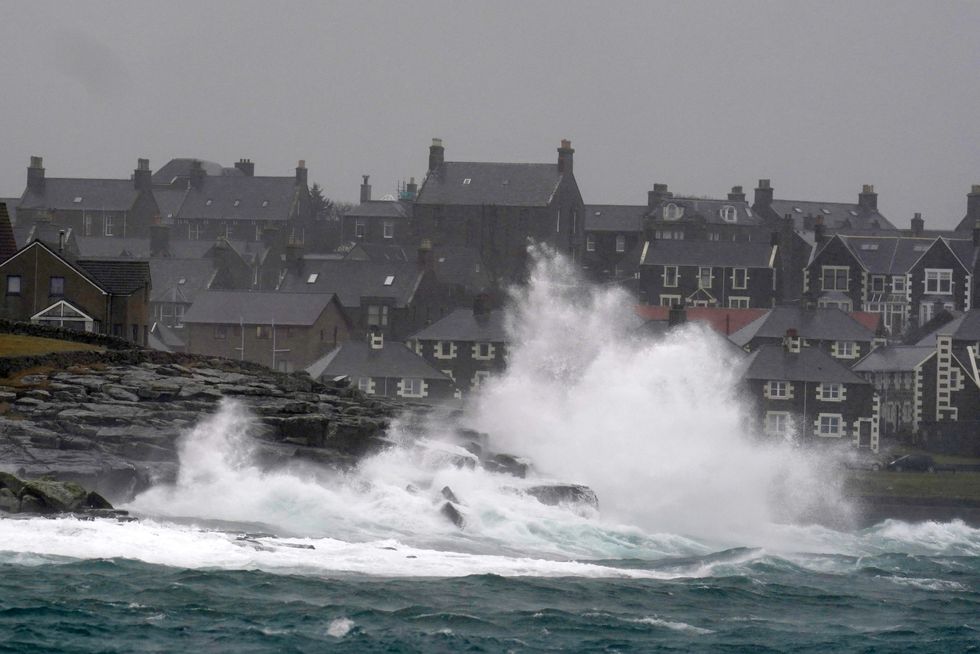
<box><xmin>234</xmin><ymin>158</ymin><xmax>255</xmax><ymax>176</ymax></box>
<box><xmin>758</xmin><ymin>179</ymin><xmax>771</xmax><ymax>189</ymax></box>
<box><xmin>971</xmin><ymin>184</ymin><xmax>980</xmax><ymax>194</ymax></box>
<box><xmin>754</xmin><ymin>179</ymin><xmax>774</xmax><ymax>209</ymax></box>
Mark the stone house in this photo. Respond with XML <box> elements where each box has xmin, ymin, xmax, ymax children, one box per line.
<box><xmin>182</xmin><ymin>290</ymin><xmax>351</xmax><ymax>372</ymax></box>
<box><xmin>742</xmin><ymin>334</ymin><xmax>880</xmax><ymax>451</ymax></box>
<box><xmin>277</xmin><ymin>256</ymin><xmax>449</xmax><ymax>340</ymax></box>
<box><xmin>581</xmin><ymin>204</ymin><xmax>645</xmax><ymax>283</ymax></box>
<box><xmin>407</xmin><ymin>304</ymin><xmax>508</xmax><ymax>395</ymax></box>
<box><xmin>306</xmin><ymin>332</ymin><xmax>457</xmax><ymax>402</ymax></box>
<box><xmin>340</xmin><ymin>175</ymin><xmax>416</xmax><ymax>246</ymax></box>
<box><xmin>0</xmin><ymin>240</ymin><xmax>150</xmax><ymax>344</ymax></box>
<box><xmin>16</xmin><ymin>157</ymin><xmax>161</xmax><ymax>238</ymax></box>
<box><xmin>730</xmin><ymin>306</ymin><xmax>878</xmax><ymax>365</ymax></box>
<box><xmin>852</xmin><ymin>346</ymin><xmax>933</xmax><ymax>441</ymax></box>
<box><xmin>638</xmin><ymin>239</ymin><xmax>778</xmax><ymax>309</ymax></box>
<box><xmin>643</xmin><ymin>184</ymin><xmax>768</xmax><ymax>244</ymax></box>
<box><xmin>413</xmin><ymin>138</ymin><xmax>585</xmax><ymax>285</ymax></box>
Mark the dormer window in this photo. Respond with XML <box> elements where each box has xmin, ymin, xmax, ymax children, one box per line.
<box><xmin>720</xmin><ymin>205</ymin><xmax>737</xmax><ymax>223</ymax></box>
<box><xmin>663</xmin><ymin>203</ymin><xmax>682</xmax><ymax>221</ymax></box>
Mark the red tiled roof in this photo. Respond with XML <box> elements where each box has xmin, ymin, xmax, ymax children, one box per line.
<box><xmin>849</xmin><ymin>311</ymin><xmax>882</xmax><ymax>333</ymax></box>
<box><xmin>634</xmin><ymin>305</ymin><xmax>768</xmax><ymax>336</ymax></box>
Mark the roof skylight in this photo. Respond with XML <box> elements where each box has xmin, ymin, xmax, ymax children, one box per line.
<box><xmin>205</xmin><ymin>199</ymin><xmax>213</xmax><ymax>206</ymax></box>
<box><xmin>177</xmin><ymin>277</ymin><xmax>186</xmax><ymax>284</ymax></box>
<box><xmin>462</xmin><ymin>178</ymin><xmax>471</xmax><ymax>185</ymax></box>
<box><xmin>383</xmin><ymin>275</ymin><xmax>395</xmax><ymax>286</ymax></box>
<box><xmin>261</xmin><ymin>200</ymin><xmax>269</xmax><ymax>207</ymax></box>
<box><xmin>73</xmin><ymin>196</ymin><xmax>82</xmax><ymax>203</ymax></box>
<box><xmin>233</xmin><ymin>199</ymin><xmax>240</xmax><ymax>207</ymax></box>
<box><xmin>307</xmin><ymin>273</ymin><xmax>318</xmax><ymax>284</ymax></box>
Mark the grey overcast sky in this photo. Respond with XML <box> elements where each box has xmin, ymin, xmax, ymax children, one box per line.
<box><xmin>2</xmin><ymin>1</ymin><xmax>978</xmax><ymax>228</ymax></box>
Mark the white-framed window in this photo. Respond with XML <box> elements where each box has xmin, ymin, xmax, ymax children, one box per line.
<box><xmin>821</xmin><ymin>266</ymin><xmax>849</xmax><ymax>291</ymax></box>
<box><xmin>383</xmin><ymin>221</ymin><xmax>394</xmax><ymax>239</ymax></box>
<box><xmin>663</xmin><ymin>203</ymin><xmax>682</xmax><ymax>220</ymax></box>
<box><xmin>731</xmin><ymin>268</ymin><xmax>747</xmax><ymax>289</ymax></box>
<box><xmin>104</xmin><ymin>215</ymin><xmax>114</xmax><ymax>236</ymax></box>
<box><xmin>472</xmin><ymin>370</ymin><xmax>491</xmax><ymax>388</ymax></box>
<box><xmin>720</xmin><ymin>205</ymin><xmax>737</xmax><ymax>223</ymax></box>
<box><xmin>473</xmin><ymin>342</ymin><xmax>495</xmax><ymax>360</ymax></box>
<box><xmin>441</xmin><ymin>369</ymin><xmax>455</xmax><ymax>382</ymax></box>
<box><xmin>586</xmin><ymin>234</ymin><xmax>595</xmax><ymax>252</ymax></box>
<box><xmin>818</xmin><ymin>382</ymin><xmax>843</xmax><ymax>401</ymax></box>
<box><xmin>256</xmin><ymin>325</ymin><xmax>271</xmax><ymax>340</ymax></box>
<box><xmin>663</xmin><ymin>266</ymin><xmax>679</xmax><ymax>287</ymax></box>
<box><xmin>355</xmin><ymin>219</ymin><xmax>365</xmax><ymax>238</ymax></box>
<box><xmin>698</xmin><ymin>267</ymin><xmax>713</xmax><ymax>289</ymax></box>
<box><xmin>434</xmin><ymin>341</ymin><xmax>457</xmax><ymax>359</ymax></box>
<box><xmin>767</xmin><ymin>380</ymin><xmax>791</xmax><ymax>399</ymax></box>
<box><xmin>367</xmin><ymin>304</ymin><xmax>389</xmax><ymax>327</ymax></box>
<box><xmin>728</xmin><ymin>296</ymin><xmax>750</xmax><ymax>309</ymax></box>
<box><xmin>615</xmin><ymin>234</ymin><xmax>626</xmax><ymax>253</ymax></box>
<box><xmin>765</xmin><ymin>411</ymin><xmax>792</xmax><ymax>436</ymax></box>
<box><xmin>818</xmin><ymin>298</ymin><xmax>853</xmax><ymax>312</ymax></box>
<box><xmin>817</xmin><ymin>413</ymin><xmax>843</xmax><ymax>438</ymax></box>
<box><xmin>6</xmin><ymin>275</ymin><xmax>21</xmax><ymax>296</ymax></box>
<box><xmin>357</xmin><ymin>377</ymin><xmax>374</xmax><ymax>394</ymax></box>
<box><xmin>660</xmin><ymin>294</ymin><xmax>681</xmax><ymax>307</ymax></box>
<box><xmin>924</xmin><ymin>269</ymin><xmax>953</xmax><ymax>294</ymax></box>
<box><xmin>871</xmin><ymin>276</ymin><xmax>886</xmax><ymax>293</ymax></box>
<box><xmin>400</xmin><ymin>377</ymin><xmax>424</xmax><ymax>398</ymax></box>
<box><xmin>892</xmin><ymin>275</ymin><xmax>907</xmax><ymax>293</ymax></box>
<box><xmin>834</xmin><ymin>341</ymin><xmax>857</xmax><ymax>358</ymax></box>
<box><xmin>708</xmin><ymin>232</ymin><xmax>720</xmax><ymax>241</ymax></box>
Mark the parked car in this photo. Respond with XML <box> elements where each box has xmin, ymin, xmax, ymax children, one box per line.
<box><xmin>840</xmin><ymin>449</ymin><xmax>885</xmax><ymax>471</ymax></box>
<box><xmin>886</xmin><ymin>454</ymin><xmax>935</xmax><ymax>473</ymax></box>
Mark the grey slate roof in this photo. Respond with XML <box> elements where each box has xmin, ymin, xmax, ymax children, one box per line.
<box><xmin>432</xmin><ymin>245</ymin><xmax>491</xmax><ymax>293</ymax></box>
<box><xmin>0</xmin><ymin>199</ymin><xmax>19</xmax><ymax>227</ymax></box>
<box><xmin>346</xmin><ymin>200</ymin><xmax>413</xmax><ymax>219</ymax></box>
<box><xmin>155</xmin><ymin>188</ymin><xmax>190</xmax><ymax>220</ymax></box>
<box><xmin>345</xmin><ymin>243</ymin><xmax>409</xmax><ymax>262</ymax></box>
<box><xmin>149</xmin><ymin>322</ymin><xmax>186</xmax><ymax>350</ymax></box>
<box><xmin>770</xmin><ymin>199</ymin><xmax>896</xmax><ymax>231</ymax></box>
<box><xmin>640</xmin><ymin>239</ymin><xmax>774</xmax><ymax>268</ymax></box>
<box><xmin>183</xmin><ymin>290</ymin><xmax>337</xmax><ymax>326</ymax></box>
<box><xmin>653</xmin><ymin>197</ymin><xmax>761</xmax><ymax>226</ymax></box>
<box><xmin>743</xmin><ymin>344</ymin><xmax>870</xmax><ymax>384</ymax></box>
<box><xmin>827</xmin><ymin>235</ymin><xmax>939</xmax><ymax>274</ymax></box>
<box><xmin>306</xmin><ymin>340</ymin><xmax>451</xmax><ymax>381</ymax></box>
<box><xmin>852</xmin><ymin>346</ymin><xmax>934</xmax><ymax>373</ymax></box>
<box><xmin>730</xmin><ymin>306</ymin><xmax>875</xmax><ymax>347</ymax></box>
<box><xmin>176</xmin><ymin>176</ymin><xmax>303</xmax><ymax>222</ymax></box>
<box><xmin>585</xmin><ymin>205</ymin><xmax>646</xmax><ymax>232</ymax></box>
<box><xmin>416</xmin><ymin>162</ymin><xmax>562</xmax><ymax>207</ymax></box>
<box><xmin>75</xmin><ymin>236</ymin><xmax>150</xmax><ymax>259</ymax></box>
<box><xmin>410</xmin><ymin>309</ymin><xmax>508</xmax><ymax>342</ymax></box>
<box><xmin>278</xmin><ymin>259</ymin><xmax>423</xmax><ymax>308</ymax></box>
<box><xmin>151</xmin><ymin>158</ymin><xmax>227</xmax><ymax>185</ymax></box>
<box><xmin>75</xmin><ymin>259</ymin><xmax>151</xmax><ymax>295</ymax></box>
<box><xmin>149</xmin><ymin>258</ymin><xmax>215</xmax><ymax>304</ymax></box>
<box><xmin>915</xmin><ymin>310</ymin><xmax>980</xmax><ymax>345</ymax></box>
<box><xmin>20</xmin><ymin>179</ymin><xmax>139</xmax><ymax>212</ymax></box>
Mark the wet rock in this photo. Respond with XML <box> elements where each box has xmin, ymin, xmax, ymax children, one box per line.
<box><xmin>485</xmin><ymin>453</ymin><xmax>531</xmax><ymax>478</ymax></box>
<box><xmin>0</xmin><ymin>487</ymin><xmax>18</xmax><ymax>512</ymax></box>
<box><xmin>441</xmin><ymin>486</ymin><xmax>460</xmax><ymax>503</ymax></box>
<box><xmin>440</xmin><ymin>501</ymin><xmax>465</xmax><ymax>528</ymax></box>
<box><xmin>104</xmin><ymin>385</ymin><xmax>139</xmax><ymax>402</ymax></box>
<box><xmin>526</xmin><ymin>484</ymin><xmax>598</xmax><ymax>509</ymax></box>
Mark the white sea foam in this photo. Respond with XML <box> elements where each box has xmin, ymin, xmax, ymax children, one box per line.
<box><xmin>326</xmin><ymin>618</ymin><xmax>354</xmax><ymax>638</ymax></box>
<box><xmin>626</xmin><ymin>616</ymin><xmax>714</xmax><ymax>635</ymax></box>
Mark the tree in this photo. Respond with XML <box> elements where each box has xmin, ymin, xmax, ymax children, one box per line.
<box><xmin>309</xmin><ymin>183</ymin><xmax>334</xmax><ymax>221</ymax></box>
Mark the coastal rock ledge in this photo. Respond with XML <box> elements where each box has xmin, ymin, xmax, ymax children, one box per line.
<box><xmin>0</xmin><ymin>348</ymin><xmax>405</xmax><ymax>502</ymax></box>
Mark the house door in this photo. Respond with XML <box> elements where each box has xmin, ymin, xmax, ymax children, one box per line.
<box><xmin>858</xmin><ymin>421</ymin><xmax>872</xmax><ymax>449</ymax></box>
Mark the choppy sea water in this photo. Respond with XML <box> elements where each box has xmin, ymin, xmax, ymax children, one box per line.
<box><xmin>4</xmin><ymin>251</ymin><xmax>979</xmax><ymax>651</ymax></box>
<box><xmin>0</xmin><ymin>517</ymin><xmax>978</xmax><ymax>653</ymax></box>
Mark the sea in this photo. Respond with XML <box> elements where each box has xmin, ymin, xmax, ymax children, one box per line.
<box><xmin>2</xmin><ymin>251</ymin><xmax>978</xmax><ymax>652</ymax></box>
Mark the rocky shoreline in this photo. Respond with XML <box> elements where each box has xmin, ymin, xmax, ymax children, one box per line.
<box><xmin>0</xmin><ymin>347</ymin><xmax>404</xmax><ymax>502</ymax></box>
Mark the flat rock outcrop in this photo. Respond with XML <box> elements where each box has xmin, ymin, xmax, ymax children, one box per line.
<box><xmin>0</xmin><ymin>349</ymin><xmax>405</xmax><ymax>501</ymax></box>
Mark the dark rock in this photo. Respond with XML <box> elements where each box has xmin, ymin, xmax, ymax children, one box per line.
<box><xmin>526</xmin><ymin>484</ymin><xmax>598</xmax><ymax>509</ymax></box>
<box><xmin>440</xmin><ymin>501</ymin><xmax>465</xmax><ymax>528</ymax></box>
<box><xmin>441</xmin><ymin>486</ymin><xmax>460</xmax><ymax>503</ymax></box>
<box><xmin>0</xmin><ymin>487</ymin><xmax>18</xmax><ymax>512</ymax></box>
<box><xmin>23</xmin><ymin>389</ymin><xmax>52</xmax><ymax>400</ymax></box>
<box><xmin>104</xmin><ymin>385</ymin><xmax>139</xmax><ymax>402</ymax></box>
<box><xmin>19</xmin><ymin>493</ymin><xmax>47</xmax><ymax>513</ymax></box>
<box><xmin>485</xmin><ymin>453</ymin><xmax>530</xmax><ymax>478</ymax></box>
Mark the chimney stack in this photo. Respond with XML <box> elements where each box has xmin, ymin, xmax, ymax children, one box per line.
<box><xmin>754</xmin><ymin>179</ymin><xmax>773</xmax><ymax>210</ymax></box>
<box><xmin>27</xmin><ymin>156</ymin><xmax>45</xmax><ymax>195</ymax></box>
<box><xmin>405</xmin><ymin>176</ymin><xmax>418</xmax><ymax>200</ymax></box>
<box><xmin>360</xmin><ymin>175</ymin><xmax>372</xmax><ymax>203</ymax></box>
<box><xmin>814</xmin><ymin>215</ymin><xmax>826</xmax><ymax>244</ymax></box>
<box><xmin>234</xmin><ymin>158</ymin><xmax>254</xmax><ymax>176</ymax></box>
<box><xmin>417</xmin><ymin>238</ymin><xmax>433</xmax><ymax>272</ymax></box>
<box><xmin>557</xmin><ymin>139</ymin><xmax>574</xmax><ymax>174</ymax></box>
<box><xmin>858</xmin><ymin>184</ymin><xmax>878</xmax><ymax>211</ymax></box>
<box><xmin>428</xmin><ymin>138</ymin><xmax>445</xmax><ymax>172</ymax></box>
<box><xmin>295</xmin><ymin>160</ymin><xmax>308</xmax><ymax>186</ymax></box>
<box><xmin>911</xmin><ymin>212</ymin><xmax>924</xmax><ymax>236</ymax></box>
<box><xmin>668</xmin><ymin>301</ymin><xmax>687</xmax><ymax>327</ymax></box>
<box><xmin>134</xmin><ymin>158</ymin><xmax>152</xmax><ymax>191</ymax></box>
<box><xmin>728</xmin><ymin>185</ymin><xmax>746</xmax><ymax>202</ymax></box>
<box><xmin>966</xmin><ymin>185</ymin><xmax>980</xmax><ymax>226</ymax></box>
<box><xmin>190</xmin><ymin>160</ymin><xmax>206</xmax><ymax>190</ymax></box>
<box><xmin>150</xmin><ymin>224</ymin><xmax>171</xmax><ymax>257</ymax></box>
<box><xmin>973</xmin><ymin>220</ymin><xmax>980</xmax><ymax>248</ymax></box>
<box><xmin>473</xmin><ymin>292</ymin><xmax>491</xmax><ymax>320</ymax></box>
<box><xmin>783</xmin><ymin>328</ymin><xmax>801</xmax><ymax>353</ymax></box>
<box><xmin>647</xmin><ymin>183</ymin><xmax>671</xmax><ymax>209</ymax></box>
